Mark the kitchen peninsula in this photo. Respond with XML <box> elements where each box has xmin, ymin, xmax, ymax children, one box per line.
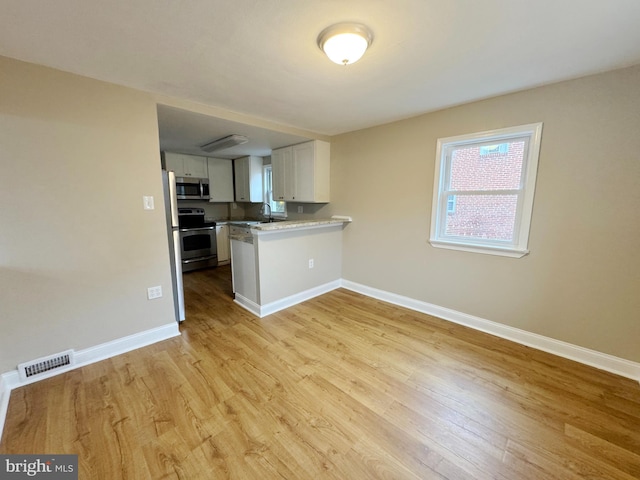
<box><xmin>229</xmin><ymin>218</ymin><xmax>350</xmax><ymax>317</ymax></box>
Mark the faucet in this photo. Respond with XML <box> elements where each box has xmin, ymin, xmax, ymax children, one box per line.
<box><xmin>261</xmin><ymin>203</ymin><xmax>273</xmax><ymax>222</ymax></box>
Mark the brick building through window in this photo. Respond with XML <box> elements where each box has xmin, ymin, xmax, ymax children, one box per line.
<box><xmin>446</xmin><ymin>141</ymin><xmax>524</xmax><ymax>241</ymax></box>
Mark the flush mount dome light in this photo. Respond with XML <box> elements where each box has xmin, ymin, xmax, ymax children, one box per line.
<box><xmin>317</xmin><ymin>23</ymin><xmax>373</xmax><ymax>65</ymax></box>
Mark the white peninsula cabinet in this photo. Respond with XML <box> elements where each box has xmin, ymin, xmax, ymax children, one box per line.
<box><xmin>271</xmin><ymin>140</ymin><xmax>330</xmax><ymax>203</ymax></box>
<box><xmin>234</xmin><ymin>155</ymin><xmax>263</xmax><ymax>202</ymax></box>
<box><xmin>207</xmin><ymin>157</ymin><xmax>234</xmax><ymax>202</ymax></box>
<box><xmin>229</xmin><ymin>219</ymin><xmax>348</xmax><ymax>317</ymax></box>
<box><xmin>163</xmin><ymin>152</ymin><xmax>208</xmax><ymax>178</ymax></box>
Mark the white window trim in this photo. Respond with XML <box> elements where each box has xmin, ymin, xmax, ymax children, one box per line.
<box><xmin>429</xmin><ymin>122</ymin><xmax>543</xmax><ymax>258</ymax></box>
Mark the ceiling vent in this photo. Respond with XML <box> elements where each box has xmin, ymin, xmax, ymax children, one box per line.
<box><xmin>201</xmin><ymin>134</ymin><xmax>248</xmax><ymax>153</ymax></box>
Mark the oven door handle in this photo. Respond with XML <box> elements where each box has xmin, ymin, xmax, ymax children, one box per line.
<box><xmin>182</xmin><ymin>255</ymin><xmax>217</xmax><ymax>264</ymax></box>
<box><xmin>179</xmin><ymin>226</ymin><xmax>216</xmax><ymax>232</ymax></box>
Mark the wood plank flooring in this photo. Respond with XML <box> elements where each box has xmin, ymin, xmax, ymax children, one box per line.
<box><xmin>2</xmin><ymin>265</ymin><xmax>639</xmax><ymax>479</ymax></box>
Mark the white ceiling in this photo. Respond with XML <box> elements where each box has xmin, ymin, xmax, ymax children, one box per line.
<box><xmin>157</xmin><ymin>105</ymin><xmax>312</xmax><ymax>158</ymax></box>
<box><xmin>2</xmin><ymin>0</ymin><xmax>640</xmax><ymax>153</ymax></box>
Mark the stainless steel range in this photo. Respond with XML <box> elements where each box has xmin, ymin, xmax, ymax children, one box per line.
<box><xmin>178</xmin><ymin>208</ymin><xmax>218</xmax><ymax>272</ymax></box>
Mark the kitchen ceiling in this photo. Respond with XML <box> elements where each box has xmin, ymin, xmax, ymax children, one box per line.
<box><xmin>2</xmin><ymin>0</ymin><xmax>640</xmax><ymax>145</ymax></box>
<box><xmin>157</xmin><ymin>105</ymin><xmax>313</xmax><ymax>158</ymax></box>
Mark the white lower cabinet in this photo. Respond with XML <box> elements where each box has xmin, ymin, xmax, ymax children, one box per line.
<box><xmin>216</xmin><ymin>224</ymin><xmax>230</xmax><ymax>265</ymax></box>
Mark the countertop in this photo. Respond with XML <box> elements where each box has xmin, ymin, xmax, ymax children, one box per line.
<box><xmin>214</xmin><ymin>219</ymin><xmax>263</xmax><ymax>226</ymax></box>
<box><xmin>229</xmin><ymin>218</ymin><xmax>351</xmax><ymax>243</ymax></box>
<box><xmin>251</xmin><ymin>218</ymin><xmax>349</xmax><ymax>232</ymax></box>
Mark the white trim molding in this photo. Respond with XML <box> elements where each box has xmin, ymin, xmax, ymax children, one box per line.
<box><xmin>235</xmin><ymin>280</ymin><xmax>341</xmax><ymax>318</ymax></box>
<box><xmin>0</xmin><ymin>322</ymin><xmax>180</xmax><ymax>443</ymax></box>
<box><xmin>233</xmin><ymin>294</ymin><xmax>262</xmax><ymax>317</ymax></box>
<box><xmin>341</xmin><ymin>280</ymin><xmax>640</xmax><ymax>383</ymax></box>
<box><xmin>259</xmin><ymin>280</ymin><xmax>341</xmax><ymax>317</ymax></box>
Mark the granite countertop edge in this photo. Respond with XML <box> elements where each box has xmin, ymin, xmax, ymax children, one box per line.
<box><xmin>252</xmin><ymin>218</ymin><xmax>349</xmax><ymax>232</ymax></box>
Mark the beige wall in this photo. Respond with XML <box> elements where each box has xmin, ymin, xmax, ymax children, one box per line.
<box><xmin>0</xmin><ymin>57</ymin><xmax>175</xmax><ymax>373</ymax></box>
<box><xmin>326</xmin><ymin>65</ymin><xmax>640</xmax><ymax>363</ymax></box>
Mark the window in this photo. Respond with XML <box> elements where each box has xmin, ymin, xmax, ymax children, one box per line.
<box><xmin>263</xmin><ymin>165</ymin><xmax>286</xmax><ymax>218</ymax></box>
<box><xmin>430</xmin><ymin>123</ymin><xmax>543</xmax><ymax>258</ymax></box>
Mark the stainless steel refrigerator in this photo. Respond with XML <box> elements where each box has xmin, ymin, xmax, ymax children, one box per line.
<box><xmin>162</xmin><ymin>170</ymin><xmax>186</xmax><ymax>322</ymax></box>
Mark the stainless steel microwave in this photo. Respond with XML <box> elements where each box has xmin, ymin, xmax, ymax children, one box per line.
<box><xmin>175</xmin><ymin>176</ymin><xmax>210</xmax><ymax>200</ymax></box>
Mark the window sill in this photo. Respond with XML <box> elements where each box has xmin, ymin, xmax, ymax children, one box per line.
<box><xmin>429</xmin><ymin>239</ymin><xmax>529</xmax><ymax>258</ymax></box>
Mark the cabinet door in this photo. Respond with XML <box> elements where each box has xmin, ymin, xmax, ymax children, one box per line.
<box><xmin>292</xmin><ymin>142</ymin><xmax>315</xmax><ymax>202</ymax></box>
<box><xmin>234</xmin><ymin>156</ymin><xmax>263</xmax><ymax>203</ymax></box>
<box><xmin>183</xmin><ymin>155</ymin><xmax>208</xmax><ymax>178</ymax></box>
<box><xmin>164</xmin><ymin>152</ymin><xmax>208</xmax><ymax>177</ymax></box>
<box><xmin>163</xmin><ymin>152</ymin><xmax>186</xmax><ymax>177</ymax></box>
<box><xmin>247</xmin><ymin>156</ymin><xmax>264</xmax><ymax>203</ymax></box>
<box><xmin>271</xmin><ymin>147</ymin><xmax>293</xmax><ymax>201</ymax></box>
<box><xmin>234</xmin><ymin>157</ymin><xmax>249</xmax><ymax>202</ymax></box>
<box><xmin>216</xmin><ymin>225</ymin><xmax>230</xmax><ymax>264</ymax></box>
<box><xmin>292</xmin><ymin>140</ymin><xmax>330</xmax><ymax>203</ymax></box>
<box><xmin>208</xmin><ymin>158</ymin><xmax>234</xmax><ymax>202</ymax></box>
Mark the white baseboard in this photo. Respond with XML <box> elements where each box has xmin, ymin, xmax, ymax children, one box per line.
<box><xmin>235</xmin><ymin>280</ymin><xmax>341</xmax><ymax>318</ymax></box>
<box><xmin>341</xmin><ymin>280</ymin><xmax>640</xmax><ymax>382</ymax></box>
<box><xmin>234</xmin><ymin>294</ymin><xmax>262</xmax><ymax>317</ymax></box>
<box><xmin>259</xmin><ymin>280</ymin><xmax>341</xmax><ymax>317</ymax></box>
<box><xmin>0</xmin><ymin>322</ymin><xmax>180</xmax><ymax>443</ymax></box>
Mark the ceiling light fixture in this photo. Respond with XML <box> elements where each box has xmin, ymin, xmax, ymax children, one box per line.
<box><xmin>317</xmin><ymin>23</ymin><xmax>373</xmax><ymax>66</ymax></box>
<box><xmin>200</xmin><ymin>134</ymin><xmax>249</xmax><ymax>152</ymax></box>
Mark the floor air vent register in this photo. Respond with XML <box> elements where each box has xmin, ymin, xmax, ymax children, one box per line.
<box><xmin>18</xmin><ymin>350</ymin><xmax>75</xmax><ymax>382</ymax></box>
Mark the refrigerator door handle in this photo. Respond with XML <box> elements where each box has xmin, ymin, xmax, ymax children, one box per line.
<box><xmin>173</xmin><ymin>229</ymin><xmax>185</xmax><ymax>321</ymax></box>
<box><xmin>168</xmin><ymin>170</ymin><xmax>179</xmax><ymax>228</ymax></box>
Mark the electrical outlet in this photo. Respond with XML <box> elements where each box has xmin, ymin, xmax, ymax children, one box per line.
<box><xmin>308</xmin><ymin>258</ymin><xmax>314</xmax><ymax>269</ymax></box>
<box><xmin>147</xmin><ymin>286</ymin><xmax>162</xmax><ymax>299</ymax></box>
<box><xmin>232</xmin><ymin>203</ymin><xmax>237</xmax><ymax>210</ymax></box>
<box><xmin>143</xmin><ymin>196</ymin><xmax>155</xmax><ymax>210</ymax></box>
<box><xmin>298</xmin><ymin>206</ymin><xmax>303</xmax><ymax>213</ymax></box>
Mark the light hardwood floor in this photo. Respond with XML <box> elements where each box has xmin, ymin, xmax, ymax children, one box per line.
<box><xmin>2</xmin><ymin>266</ymin><xmax>639</xmax><ymax>479</ymax></box>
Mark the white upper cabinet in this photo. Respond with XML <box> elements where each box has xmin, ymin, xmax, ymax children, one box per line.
<box><xmin>207</xmin><ymin>157</ymin><xmax>234</xmax><ymax>202</ymax></box>
<box><xmin>234</xmin><ymin>155</ymin><xmax>263</xmax><ymax>203</ymax></box>
<box><xmin>271</xmin><ymin>140</ymin><xmax>330</xmax><ymax>203</ymax></box>
<box><xmin>271</xmin><ymin>146</ymin><xmax>293</xmax><ymax>201</ymax></box>
<box><xmin>293</xmin><ymin>141</ymin><xmax>330</xmax><ymax>203</ymax></box>
<box><xmin>163</xmin><ymin>152</ymin><xmax>208</xmax><ymax>178</ymax></box>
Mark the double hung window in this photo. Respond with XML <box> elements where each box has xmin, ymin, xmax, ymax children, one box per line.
<box><xmin>430</xmin><ymin>123</ymin><xmax>543</xmax><ymax>257</ymax></box>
